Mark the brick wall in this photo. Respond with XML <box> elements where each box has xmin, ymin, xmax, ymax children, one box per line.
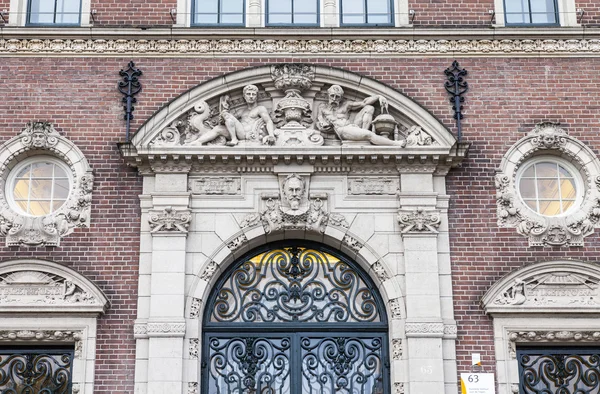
<box><xmin>90</xmin><ymin>0</ymin><xmax>177</xmax><ymax>27</ymax></box>
<box><xmin>2</xmin><ymin>56</ymin><xmax>600</xmax><ymax>391</ymax></box>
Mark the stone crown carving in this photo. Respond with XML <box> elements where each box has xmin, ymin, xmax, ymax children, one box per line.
<box><xmin>0</xmin><ymin>122</ymin><xmax>94</xmax><ymax>247</ymax></box>
<box><xmin>496</xmin><ymin>123</ymin><xmax>600</xmax><ymax>247</ymax></box>
<box><xmin>482</xmin><ymin>260</ymin><xmax>600</xmax><ymax>315</ymax></box>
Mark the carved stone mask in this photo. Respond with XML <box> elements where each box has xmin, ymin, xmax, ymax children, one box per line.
<box><xmin>283</xmin><ymin>176</ymin><xmax>304</xmax><ymax>210</ymax></box>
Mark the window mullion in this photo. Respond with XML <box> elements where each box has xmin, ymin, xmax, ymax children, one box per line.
<box><xmin>53</xmin><ymin>0</ymin><xmax>58</xmax><ymax>24</ymax></box>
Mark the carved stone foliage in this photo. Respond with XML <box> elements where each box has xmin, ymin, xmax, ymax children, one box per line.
<box><xmin>482</xmin><ymin>260</ymin><xmax>600</xmax><ymax>315</ymax></box>
<box><xmin>6</xmin><ymin>37</ymin><xmax>600</xmax><ymax>57</ymax></box>
<box><xmin>241</xmin><ymin>173</ymin><xmax>349</xmax><ymax>234</ymax></box>
<box><xmin>148</xmin><ymin>207</ymin><xmax>191</xmax><ymax>233</ymax></box>
<box><xmin>0</xmin><ymin>122</ymin><xmax>94</xmax><ymax>247</ymax></box>
<box><xmin>507</xmin><ymin>330</ymin><xmax>600</xmax><ymax>359</ymax></box>
<box><xmin>189</xmin><ymin>298</ymin><xmax>202</xmax><ymax>319</ymax></box>
<box><xmin>397</xmin><ymin>208</ymin><xmax>441</xmax><ymax>234</ymax></box>
<box><xmin>496</xmin><ymin>123</ymin><xmax>600</xmax><ymax>247</ymax></box>
<box><xmin>0</xmin><ymin>330</ymin><xmax>83</xmax><ymax>358</ymax></box>
<box><xmin>0</xmin><ymin>260</ymin><xmax>108</xmax><ymax>314</ymax></box>
<box><xmin>392</xmin><ymin>338</ymin><xmax>403</xmax><ymax>360</ymax></box>
<box><xmin>189</xmin><ymin>338</ymin><xmax>199</xmax><ymax>359</ymax></box>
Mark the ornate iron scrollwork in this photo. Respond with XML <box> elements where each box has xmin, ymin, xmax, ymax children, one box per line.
<box><xmin>203</xmin><ymin>243</ymin><xmax>389</xmax><ymax>394</ymax></box>
<box><xmin>0</xmin><ymin>348</ymin><xmax>74</xmax><ymax>393</ymax></box>
<box><xmin>518</xmin><ymin>348</ymin><xmax>600</xmax><ymax>393</ymax></box>
<box><xmin>210</xmin><ymin>246</ymin><xmax>380</xmax><ymax>323</ymax></box>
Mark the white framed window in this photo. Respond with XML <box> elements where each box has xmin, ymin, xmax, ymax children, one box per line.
<box><xmin>176</xmin><ymin>0</ymin><xmax>410</xmax><ymax>27</ymax></box>
<box><xmin>8</xmin><ymin>0</ymin><xmax>90</xmax><ymax>26</ymax></box>
<box><xmin>340</xmin><ymin>0</ymin><xmax>394</xmax><ymax>26</ymax></box>
<box><xmin>515</xmin><ymin>157</ymin><xmax>582</xmax><ymax>217</ymax></box>
<box><xmin>493</xmin><ymin>0</ymin><xmax>578</xmax><ymax>27</ymax></box>
<box><xmin>7</xmin><ymin>156</ymin><xmax>73</xmax><ymax>217</ymax></box>
<box><xmin>266</xmin><ymin>0</ymin><xmax>319</xmax><ymax>26</ymax></box>
<box><xmin>191</xmin><ymin>0</ymin><xmax>245</xmax><ymax>26</ymax></box>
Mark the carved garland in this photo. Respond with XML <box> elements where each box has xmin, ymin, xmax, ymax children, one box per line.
<box><xmin>0</xmin><ymin>122</ymin><xmax>94</xmax><ymax>247</ymax></box>
<box><xmin>496</xmin><ymin>123</ymin><xmax>600</xmax><ymax>247</ymax></box>
<box><xmin>507</xmin><ymin>330</ymin><xmax>600</xmax><ymax>360</ymax></box>
<box><xmin>3</xmin><ymin>37</ymin><xmax>600</xmax><ymax>56</ymax></box>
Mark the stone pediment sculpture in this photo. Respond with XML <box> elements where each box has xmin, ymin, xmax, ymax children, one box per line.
<box><xmin>140</xmin><ymin>64</ymin><xmax>450</xmax><ymax>150</ymax></box>
<box><xmin>0</xmin><ymin>122</ymin><xmax>94</xmax><ymax>247</ymax></box>
<box><xmin>0</xmin><ymin>260</ymin><xmax>109</xmax><ymax>314</ymax></box>
<box><xmin>482</xmin><ymin>260</ymin><xmax>600</xmax><ymax>315</ymax></box>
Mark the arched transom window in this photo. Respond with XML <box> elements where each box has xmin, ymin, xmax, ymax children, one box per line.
<box><xmin>203</xmin><ymin>243</ymin><xmax>390</xmax><ymax>394</ymax></box>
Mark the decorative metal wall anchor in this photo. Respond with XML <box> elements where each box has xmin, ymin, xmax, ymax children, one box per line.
<box><xmin>444</xmin><ymin>61</ymin><xmax>468</xmax><ymax>142</ymax></box>
<box><xmin>118</xmin><ymin>61</ymin><xmax>142</xmax><ymax>142</ymax></box>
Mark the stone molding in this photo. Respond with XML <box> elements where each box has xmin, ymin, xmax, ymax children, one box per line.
<box><xmin>189</xmin><ymin>176</ymin><xmax>241</xmax><ymax>195</ymax></box>
<box><xmin>0</xmin><ymin>330</ymin><xmax>84</xmax><ymax>358</ymax></box>
<box><xmin>0</xmin><ymin>259</ymin><xmax>109</xmax><ymax>314</ymax></box>
<box><xmin>496</xmin><ymin>123</ymin><xmax>600</xmax><ymax>246</ymax></box>
<box><xmin>348</xmin><ymin>177</ymin><xmax>399</xmax><ymax>195</ymax></box>
<box><xmin>507</xmin><ymin>330</ymin><xmax>600</xmax><ymax>359</ymax></box>
<box><xmin>397</xmin><ymin>207</ymin><xmax>441</xmax><ymax>234</ymax></box>
<box><xmin>5</xmin><ymin>37</ymin><xmax>600</xmax><ymax>57</ymax></box>
<box><xmin>148</xmin><ymin>206</ymin><xmax>191</xmax><ymax>234</ymax></box>
<box><xmin>134</xmin><ymin>320</ymin><xmax>186</xmax><ymax>338</ymax></box>
<box><xmin>405</xmin><ymin>322</ymin><xmax>445</xmax><ymax>337</ymax></box>
<box><xmin>0</xmin><ymin>122</ymin><xmax>93</xmax><ymax>247</ymax></box>
<box><xmin>482</xmin><ymin>260</ymin><xmax>600</xmax><ymax>315</ymax></box>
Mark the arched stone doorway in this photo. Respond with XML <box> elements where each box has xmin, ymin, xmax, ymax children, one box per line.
<box><xmin>202</xmin><ymin>241</ymin><xmax>390</xmax><ymax>394</ymax></box>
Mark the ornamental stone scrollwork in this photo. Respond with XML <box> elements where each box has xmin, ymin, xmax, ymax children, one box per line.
<box><xmin>227</xmin><ymin>234</ymin><xmax>248</xmax><ymax>251</ymax></box>
<box><xmin>392</xmin><ymin>338</ymin><xmax>403</xmax><ymax>360</ymax></box>
<box><xmin>397</xmin><ymin>207</ymin><xmax>441</xmax><ymax>233</ymax></box>
<box><xmin>146</xmin><ymin>321</ymin><xmax>186</xmax><ymax>337</ymax></box>
<box><xmin>189</xmin><ymin>338</ymin><xmax>199</xmax><ymax>359</ymax></box>
<box><xmin>189</xmin><ymin>298</ymin><xmax>202</xmax><ymax>319</ymax></box>
<box><xmin>188</xmin><ymin>382</ymin><xmax>199</xmax><ymax>394</ymax></box>
<box><xmin>394</xmin><ymin>383</ymin><xmax>405</xmax><ymax>394</ymax></box>
<box><xmin>5</xmin><ymin>37</ymin><xmax>600</xmax><ymax>57</ymax></box>
<box><xmin>389</xmin><ymin>298</ymin><xmax>403</xmax><ymax>319</ymax></box>
<box><xmin>405</xmin><ymin>322</ymin><xmax>445</xmax><ymax>337</ymax></box>
<box><xmin>496</xmin><ymin>122</ymin><xmax>600</xmax><ymax>246</ymax></box>
<box><xmin>0</xmin><ymin>259</ymin><xmax>109</xmax><ymax>314</ymax></box>
<box><xmin>372</xmin><ymin>262</ymin><xmax>390</xmax><ymax>282</ymax></box>
<box><xmin>240</xmin><ymin>173</ymin><xmax>349</xmax><ymax>234</ymax></box>
<box><xmin>482</xmin><ymin>260</ymin><xmax>600</xmax><ymax>315</ymax></box>
<box><xmin>342</xmin><ymin>234</ymin><xmax>362</xmax><ymax>252</ymax></box>
<box><xmin>148</xmin><ymin>206</ymin><xmax>191</xmax><ymax>233</ymax></box>
<box><xmin>507</xmin><ymin>330</ymin><xmax>600</xmax><ymax>359</ymax></box>
<box><xmin>0</xmin><ymin>330</ymin><xmax>84</xmax><ymax>358</ymax></box>
<box><xmin>0</xmin><ymin>122</ymin><xmax>94</xmax><ymax>247</ymax></box>
<box><xmin>199</xmin><ymin>261</ymin><xmax>218</xmax><ymax>281</ymax></box>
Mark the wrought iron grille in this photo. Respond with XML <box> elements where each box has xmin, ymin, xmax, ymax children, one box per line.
<box><xmin>203</xmin><ymin>242</ymin><xmax>389</xmax><ymax>394</ymax></box>
<box><xmin>517</xmin><ymin>347</ymin><xmax>600</xmax><ymax>394</ymax></box>
<box><xmin>0</xmin><ymin>347</ymin><xmax>74</xmax><ymax>393</ymax></box>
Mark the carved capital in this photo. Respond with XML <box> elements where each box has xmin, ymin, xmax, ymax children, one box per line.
<box><xmin>148</xmin><ymin>207</ymin><xmax>191</xmax><ymax>234</ymax></box>
<box><xmin>398</xmin><ymin>208</ymin><xmax>441</xmax><ymax>233</ymax></box>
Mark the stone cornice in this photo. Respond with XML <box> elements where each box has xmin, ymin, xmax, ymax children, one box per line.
<box><xmin>2</xmin><ymin>27</ymin><xmax>600</xmax><ymax>56</ymax></box>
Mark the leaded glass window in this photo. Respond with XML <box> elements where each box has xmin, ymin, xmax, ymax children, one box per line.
<box><xmin>203</xmin><ymin>243</ymin><xmax>390</xmax><ymax>394</ymax></box>
<box><xmin>517</xmin><ymin>347</ymin><xmax>600</xmax><ymax>393</ymax></box>
<box><xmin>0</xmin><ymin>346</ymin><xmax>74</xmax><ymax>393</ymax></box>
